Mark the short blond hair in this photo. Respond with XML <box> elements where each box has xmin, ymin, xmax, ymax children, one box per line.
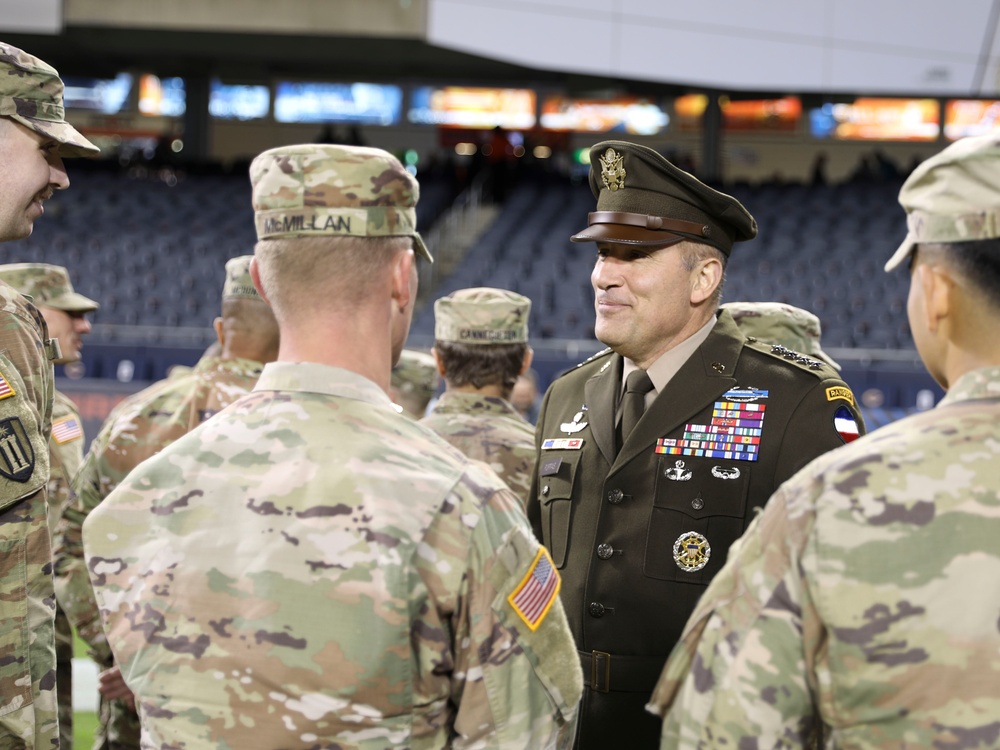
<box><xmin>254</xmin><ymin>235</ymin><xmax>412</xmax><ymax>324</ymax></box>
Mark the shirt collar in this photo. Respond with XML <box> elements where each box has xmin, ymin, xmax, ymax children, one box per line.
<box><xmin>254</xmin><ymin>361</ymin><xmax>395</xmax><ymax>408</ymax></box>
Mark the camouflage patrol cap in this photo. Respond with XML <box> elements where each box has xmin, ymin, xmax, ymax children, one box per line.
<box><xmin>886</xmin><ymin>133</ymin><xmax>1000</xmax><ymax>271</ymax></box>
<box><xmin>0</xmin><ymin>262</ymin><xmax>99</xmax><ymax>312</ymax></box>
<box><xmin>391</xmin><ymin>349</ymin><xmax>439</xmax><ymax>397</ymax></box>
<box><xmin>571</xmin><ymin>140</ymin><xmax>757</xmax><ymax>255</ymax></box>
<box><xmin>222</xmin><ymin>256</ymin><xmax>260</xmax><ymax>300</ymax></box>
<box><xmin>722</xmin><ymin>301</ymin><xmax>840</xmax><ymax>370</ymax></box>
<box><xmin>434</xmin><ymin>287</ymin><xmax>531</xmax><ymax>345</ymax></box>
<box><xmin>0</xmin><ymin>42</ymin><xmax>99</xmax><ymax>157</ymax></box>
<box><xmin>249</xmin><ymin>143</ymin><xmax>431</xmax><ymax>262</ymax></box>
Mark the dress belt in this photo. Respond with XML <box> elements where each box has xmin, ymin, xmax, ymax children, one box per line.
<box><xmin>578</xmin><ymin>649</ymin><xmax>667</xmax><ymax>694</ymax></box>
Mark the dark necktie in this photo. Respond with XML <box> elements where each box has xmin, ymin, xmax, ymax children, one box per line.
<box><xmin>618</xmin><ymin>369</ymin><xmax>654</xmax><ymax>453</ymax></box>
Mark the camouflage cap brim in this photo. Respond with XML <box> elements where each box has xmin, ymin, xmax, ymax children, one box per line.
<box><xmin>884</xmin><ymin>234</ymin><xmax>916</xmax><ymax>272</ymax></box>
<box><xmin>45</xmin><ymin>290</ymin><xmax>100</xmax><ymax>313</ymax></box>
<box><xmin>6</xmin><ymin>113</ymin><xmax>100</xmax><ymax>157</ymax></box>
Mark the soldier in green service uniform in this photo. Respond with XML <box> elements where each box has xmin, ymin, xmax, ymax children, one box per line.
<box><xmin>527</xmin><ymin>141</ymin><xmax>866</xmax><ymax>749</ymax></box>
<box><xmin>0</xmin><ymin>262</ymin><xmax>99</xmax><ymax>749</ymax></box>
<box><xmin>421</xmin><ymin>287</ymin><xmax>537</xmax><ymax>507</ymax></box>
<box><xmin>0</xmin><ymin>41</ymin><xmax>99</xmax><ymax>749</ymax></box>
<box><xmin>650</xmin><ymin>132</ymin><xmax>1000</xmax><ymax>749</ymax></box>
<box><xmin>82</xmin><ymin>144</ymin><xmax>582</xmax><ymax>749</ymax></box>
<box><xmin>55</xmin><ymin>255</ymin><xmax>278</xmax><ymax>750</ymax></box>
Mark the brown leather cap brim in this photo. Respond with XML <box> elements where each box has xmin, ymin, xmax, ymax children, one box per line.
<box><xmin>570</xmin><ymin>223</ymin><xmax>687</xmax><ymax>247</ymax></box>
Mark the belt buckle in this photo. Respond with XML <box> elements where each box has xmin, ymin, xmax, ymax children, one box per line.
<box><xmin>590</xmin><ymin>650</ymin><xmax>611</xmax><ymax>693</ymax></box>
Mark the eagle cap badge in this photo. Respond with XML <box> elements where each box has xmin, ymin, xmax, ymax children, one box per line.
<box><xmin>600</xmin><ymin>147</ymin><xmax>626</xmax><ymax>191</ymax></box>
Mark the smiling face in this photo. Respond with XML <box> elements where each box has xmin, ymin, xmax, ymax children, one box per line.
<box><xmin>0</xmin><ymin>118</ymin><xmax>70</xmax><ymax>242</ymax></box>
<box><xmin>591</xmin><ymin>240</ymin><xmax>722</xmax><ymax>368</ymax></box>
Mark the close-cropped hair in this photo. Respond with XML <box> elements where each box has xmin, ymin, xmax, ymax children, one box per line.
<box><xmin>254</xmin><ymin>235</ymin><xmax>411</xmax><ymax>319</ymax></box>
<box><xmin>434</xmin><ymin>340</ymin><xmax>528</xmax><ymax>394</ymax></box>
<box><xmin>919</xmin><ymin>239</ymin><xmax>1000</xmax><ymax>310</ymax></box>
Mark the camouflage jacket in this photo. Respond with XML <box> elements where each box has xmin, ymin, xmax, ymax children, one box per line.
<box><xmin>420</xmin><ymin>390</ymin><xmax>536</xmax><ymax>507</ymax></box>
<box><xmin>0</xmin><ymin>280</ymin><xmax>57</xmax><ymax>748</ymax></box>
<box><xmin>649</xmin><ymin>364</ymin><xmax>1000</xmax><ymax>749</ymax></box>
<box><xmin>83</xmin><ymin>362</ymin><xmax>583</xmax><ymax>749</ymax></box>
<box><xmin>47</xmin><ymin>389</ymin><xmax>84</xmax><ymax>537</ymax></box>
<box><xmin>54</xmin><ymin>356</ymin><xmax>264</xmax><ymax>665</ymax></box>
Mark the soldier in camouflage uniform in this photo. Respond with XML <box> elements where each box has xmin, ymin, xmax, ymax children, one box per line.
<box><xmin>649</xmin><ymin>133</ymin><xmax>1000</xmax><ymax>748</ymax></box>
<box><xmin>0</xmin><ymin>41</ymin><xmax>98</xmax><ymax>748</ymax></box>
<box><xmin>420</xmin><ymin>287</ymin><xmax>537</xmax><ymax>506</ymax></box>
<box><xmin>0</xmin><ymin>262</ymin><xmax>99</xmax><ymax>749</ymax></box>
<box><xmin>388</xmin><ymin>348</ymin><xmax>439</xmax><ymax>418</ymax></box>
<box><xmin>55</xmin><ymin>255</ymin><xmax>278</xmax><ymax>750</ymax></box>
<box><xmin>722</xmin><ymin>301</ymin><xmax>841</xmax><ymax>370</ymax></box>
<box><xmin>83</xmin><ymin>144</ymin><xmax>582</xmax><ymax>748</ymax></box>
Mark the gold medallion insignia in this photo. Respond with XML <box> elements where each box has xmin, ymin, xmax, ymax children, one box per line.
<box><xmin>599</xmin><ymin>148</ymin><xmax>626</xmax><ymax>191</ymax></box>
<box><xmin>673</xmin><ymin>531</ymin><xmax>711</xmax><ymax>572</ymax></box>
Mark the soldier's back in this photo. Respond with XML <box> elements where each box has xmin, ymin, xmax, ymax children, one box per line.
<box><xmin>85</xmin><ymin>362</ymin><xmax>582</xmax><ymax>749</ymax></box>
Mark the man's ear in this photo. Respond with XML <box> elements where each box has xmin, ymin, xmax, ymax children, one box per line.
<box><xmin>390</xmin><ymin>249</ymin><xmax>416</xmax><ymax>310</ymax></box>
<box><xmin>213</xmin><ymin>317</ymin><xmax>225</xmax><ymax>347</ymax></box>
<box><xmin>249</xmin><ymin>258</ymin><xmax>270</xmax><ymax>305</ymax></box>
<box><xmin>690</xmin><ymin>256</ymin><xmax>723</xmax><ymax>305</ymax></box>
<box><xmin>917</xmin><ymin>261</ymin><xmax>953</xmax><ymax>334</ymax></box>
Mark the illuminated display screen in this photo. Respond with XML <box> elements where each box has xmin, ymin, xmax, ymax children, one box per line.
<box><xmin>408</xmin><ymin>87</ymin><xmax>536</xmax><ymax>129</ymax></box>
<box><xmin>138</xmin><ymin>75</ymin><xmax>186</xmax><ymax>117</ymax></box>
<box><xmin>62</xmin><ymin>74</ymin><xmax>133</xmax><ymax>114</ymax></box>
<box><xmin>540</xmin><ymin>96</ymin><xmax>668</xmax><ymax>135</ymax></box>
<box><xmin>674</xmin><ymin>94</ymin><xmax>801</xmax><ymax>133</ymax></box>
<box><xmin>274</xmin><ymin>82</ymin><xmax>402</xmax><ymax>125</ymax></box>
<box><xmin>944</xmin><ymin>99</ymin><xmax>1000</xmax><ymax>140</ymax></box>
<box><xmin>210</xmin><ymin>80</ymin><xmax>270</xmax><ymax>121</ymax></box>
<box><xmin>809</xmin><ymin>98</ymin><xmax>940</xmax><ymax>141</ymax></box>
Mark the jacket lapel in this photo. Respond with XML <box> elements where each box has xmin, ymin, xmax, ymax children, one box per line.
<box><xmin>584</xmin><ymin>353</ymin><xmax>621</xmax><ymax>466</ymax></box>
<box><xmin>613</xmin><ymin>312</ymin><xmax>744</xmax><ymax>470</ymax></box>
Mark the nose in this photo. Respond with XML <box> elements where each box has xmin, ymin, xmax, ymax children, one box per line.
<box><xmin>75</xmin><ymin>316</ymin><xmax>91</xmax><ymax>334</ymax></box>
<box><xmin>49</xmin><ymin>153</ymin><xmax>70</xmax><ymax>190</ymax></box>
<box><xmin>591</xmin><ymin>255</ymin><xmax>622</xmax><ymax>291</ymax></box>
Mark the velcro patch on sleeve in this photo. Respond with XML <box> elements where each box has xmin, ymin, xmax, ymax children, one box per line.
<box><xmin>826</xmin><ymin>386</ymin><xmax>855</xmax><ymax>406</ymax></box>
<box><xmin>52</xmin><ymin>416</ymin><xmax>83</xmax><ymax>444</ymax></box>
<box><xmin>0</xmin><ymin>372</ymin><xmax>16</xmax><ymax>401</ymax></box>
<box><xmin>507</xmin><ymin>546</ymin><xmax>561</xmax><ymax>632</ymax></box>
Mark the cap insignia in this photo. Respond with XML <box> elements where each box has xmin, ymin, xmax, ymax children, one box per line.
<box><xmin>599</xmin><ymin>148</ymin><xmax>626</xmax><ymax>192</ymax></box>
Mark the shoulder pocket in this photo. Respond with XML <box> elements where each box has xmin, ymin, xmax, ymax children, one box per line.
<box><xmin>488</xmin><ymin>527</ymin><xmax>583</xmax><ymax>726</ymax></box>
<box><xmin>0</xmin><ymin>357</ymin><xmax>47</xmax><ymax>512</ymax></box>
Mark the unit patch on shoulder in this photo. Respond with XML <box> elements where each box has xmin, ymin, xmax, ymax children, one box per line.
<box><xmin>0</xmin><ymin>372</ymin><xmax>16</xmax><ymax>401</ymax></box>
<box><xmin>834</xmin><ymin>406</ymin><xmax>860</xmax><ymax>444</ymax></box>
<box><xmin>507</xmin><ymin>546</ymin><xmax>561</xmax><ymax>631</ymax></box>
<box><xmin>0</xmin><ymin>416</ymin><xmax>35</xmax><ymax>482</ymax></box>
<box><xmin>52</xmin><ymin>416</ymin><xmax>83</xmax><ymax>445</ymax></box>
<box><xmin>826</xmin><ymin>386</ymin><xmax>855</xmax><ymax>406</ymax></box>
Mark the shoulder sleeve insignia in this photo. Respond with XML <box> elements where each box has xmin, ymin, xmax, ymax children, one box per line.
<box><xmin>826</xmin><ymin>386</ymin><xmax>855</xmax><ymax>406</ymax></box>
<box><xmin>507</xmin><ymin>546</ymin><xmax>561</xmax><ymax>631</ymax></box>
<box><xmin>834</xmin><ymin>406</ymin><xmax>861</xmax><ymax>444</ymax></box>
<box><xmin>52</xmin><ymin>416</ymin><xmax>83</xmax><ymax>444</ymax></box>
<box><xmin>0</xmin><ymin>417</ymin><xmax>35</xmax><ymax>482</ymax></box>
<box><xmin>0</xmin><ymin>372</ymin><xmax>16</xmax><ymax>401</ymax></box>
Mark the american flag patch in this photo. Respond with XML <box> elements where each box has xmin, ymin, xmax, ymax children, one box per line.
<box><xmin>507</xmin><ymin>547</ymin><xmax>560</xmax><ymax>631</ymax></box>
<box><xmin>0</xmin><ymin>373</ymin><xmax>14</xmax><ymax>401</ymax></box>
<box><xmin>52</xmin><ymin>416</ymin><xmax>83</xmax><ymax>444</ymax></box>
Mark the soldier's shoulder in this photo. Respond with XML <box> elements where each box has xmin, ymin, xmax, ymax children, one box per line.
<box><xmin>552</xmin><ymin>347</ymin><xmax>614</xmax><ymax>383</ymax></box>
<box><xmin>741</xmin><ymin>338</ymin><xmax>840</xmax><ymax>381</ymax></box>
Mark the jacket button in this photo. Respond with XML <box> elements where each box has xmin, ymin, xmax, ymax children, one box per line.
<box><xmin>607</xmin><ymin>488</ymin><xmax>624</xmax><ymax>504</ymax></box>
<box><xmin>541</xmin><ymin>485</ymin><xmax>550</xmax><ymax>496</ymax></box>
<box><xmin>597</xmin><ymin>543</ymin><xmax>614</xmax><ymax>559</ymax></box>
<box><xmin>691</xmin><ymin>497</ymin><xmax>704</xmax><ymax>510</ymax></box>
<box><xmin>589</xmin><ymin>602</ymin><xmax>606</xmax><ymax>618</ymax></box>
